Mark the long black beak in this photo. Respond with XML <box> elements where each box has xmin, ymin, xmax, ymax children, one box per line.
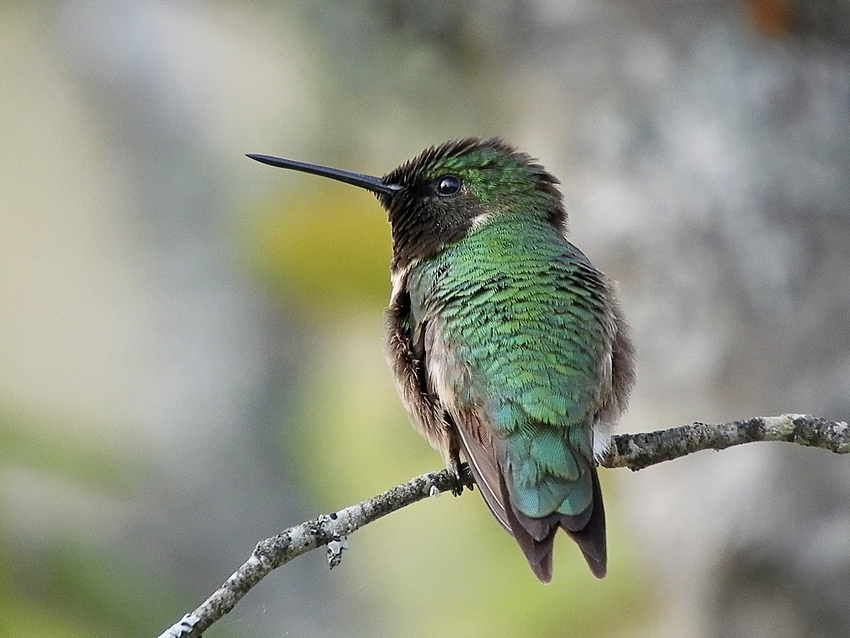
<box><xmin>247</xmin><ymin>154</ymin><xmax>402</xmax><ymax>197</ymax></box>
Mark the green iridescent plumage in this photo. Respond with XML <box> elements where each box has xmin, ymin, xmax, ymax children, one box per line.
<box><xmin>403</xmin><ymin>204</ymin><xmax>612</xmax><ymax>571</ymax></box>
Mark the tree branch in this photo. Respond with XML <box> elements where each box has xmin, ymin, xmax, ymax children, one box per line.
<box><xmin>157</xmin><ymin>414</ymin><xmax>848</xmax><ymax>638</ymax></box>
<box><xmin>602</xmin><ymin>413</ymin><xmax>850</xmax><ymax>470</ymax></box>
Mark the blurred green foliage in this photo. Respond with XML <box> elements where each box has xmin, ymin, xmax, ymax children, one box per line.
<box><xmin>0</xmin><ymin>407</ymin><xmax>136</xmax><ymax>493</ymax></box>
<box><xmin>0</xmin><ymin>407</ymin><xmax>194</xmax><ymax>637</ymax></box>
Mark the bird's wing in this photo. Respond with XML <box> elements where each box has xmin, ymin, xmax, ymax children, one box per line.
<box><xmin>385</xmin><ymin>278</ymin><xmax>457</xmax><ymax>465</ymax></box>
<box><xmin>449</xmin><ymin>406</ymin><xmax>510</xmax><ymax>532</ymax></box>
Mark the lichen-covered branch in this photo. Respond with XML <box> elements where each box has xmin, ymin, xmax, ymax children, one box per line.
<box><xmin>156</xmin><ymin>467</ymin><xmax>473</xmax><ymax>638</ymax></box>
<box><xmin>601</xmin><ymin>413</ymin><xmax>850</xmax><ymax>470</ymax></box>
<box><xmin>157</xmin><ymin>414</ymin><xmax>848</xmax><ymax>638</ymax></box>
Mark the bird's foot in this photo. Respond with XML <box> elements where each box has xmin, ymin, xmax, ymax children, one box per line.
<box><xmin>449</xmin><ymin>460</ymin><xmax>472</xmax><ymax>496</ymax></box>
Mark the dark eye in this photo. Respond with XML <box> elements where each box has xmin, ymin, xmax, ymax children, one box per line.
<box><xmin>434</xmin><ymin>174</ymin><xmax>461</xmax><ymax>196</ymax></box>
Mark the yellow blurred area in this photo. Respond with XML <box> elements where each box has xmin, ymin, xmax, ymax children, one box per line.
<box><xmin>248</xmin><ymin>180</ymin><xmax>393</xmax><ymax>314</ymax></box>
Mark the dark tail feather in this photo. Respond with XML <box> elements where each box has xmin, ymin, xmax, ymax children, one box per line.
<box><xmin>563</xmin><ymin>466</ymin><xmax>607</xmax><ymax>578</ymax></box>
<box><xmin>456</xmin><ymin>416</ymin><xmax>607</xmax><ymax>581</ymax></box>
<box><xmin>527</xmin><ymin>534</ymin><xmax>555</xmax><ymax>583</ymax></box>
<box><xmin>500</xmin><ymin>474</ymin><xmax>557</xmax><ymax>583</ymax></box>
<box><xmin>454</xmin><ymin>416</ymin><xmax>556</xmax><ymax>581</ymax></box>
<box><xmin>505</xmin><ymin>464</ymin><xmax>607</xmax><ymax>581</ymax></box>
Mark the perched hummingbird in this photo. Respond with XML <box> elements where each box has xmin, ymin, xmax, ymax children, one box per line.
<box><xmin>248</xmin><ymin>138</ymin><xmax>634</xmax><ymax>582</ymax></box>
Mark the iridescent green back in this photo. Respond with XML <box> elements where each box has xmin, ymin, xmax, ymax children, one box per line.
<box><xmin>406</xmin><ymin>212</ymin><xmax>610</xmax><ymax>519</ymax></box>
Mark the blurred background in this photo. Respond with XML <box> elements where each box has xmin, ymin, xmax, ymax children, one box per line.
<box><xmin>2</xmin><ymin>1</ymin><xmax>849</xmax><ymax>636</ymax></box>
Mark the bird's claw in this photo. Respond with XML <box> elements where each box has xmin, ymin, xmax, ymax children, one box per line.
<box><xmin>449</xmin><ymin>461</ymin><xmax>471</xmax><ymax>496</ymax></box>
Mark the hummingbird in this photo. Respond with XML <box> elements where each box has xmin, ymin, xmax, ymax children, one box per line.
<box><xmin>248</xmin><ymin>138</ymin><xmax>634</xmax><ymax>582</ymax></box>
